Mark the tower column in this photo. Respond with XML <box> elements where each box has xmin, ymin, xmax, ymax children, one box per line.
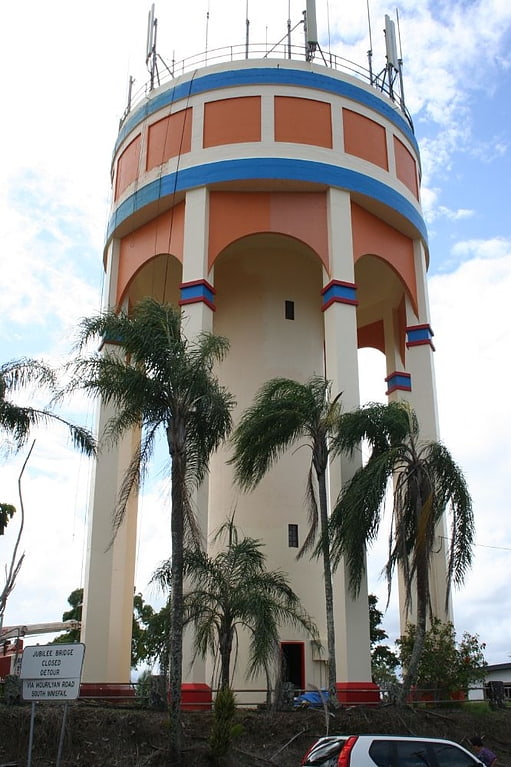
<box><xmin>384</xmin><ymin>238</ymin><xmax>451</xmax><ymax>627</ymax></box>
<box><xmin>404</xmin><ymin>240</ymin><xmax>450</xmax><ymax>622</ymax></box>
<box><xmin>323</xmin><ymin>188</ymin><xmax>372</xmax><ymax>687</ymax></box>
<box><xmin>81</xmin><ymin>379</ymin><xmax>140</xmax><ymax>686</ymax></box>
<box><xmin>80</xmin><ymin>243</ymin><xmax>139</xmax><ymax>688</ymax></box>
<box><xmin>179</xmin><ymin>186</ymin><xmax>213</xmax><ymax>693</ymax></box>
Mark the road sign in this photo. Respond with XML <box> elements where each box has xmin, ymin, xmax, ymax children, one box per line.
<box><xmin>20</xmin><ymin>643</ymin><xmax>85</xmax><ymax>701</ymax></box>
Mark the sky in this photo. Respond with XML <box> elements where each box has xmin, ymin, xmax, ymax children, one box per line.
<box><xmin>1</xmin><ymin>0</ymin><xmax>511</xmax><ymax>670</ymax></box>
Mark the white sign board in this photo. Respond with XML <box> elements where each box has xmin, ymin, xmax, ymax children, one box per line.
<box><xmin>20</xmin><ymin>643</ymin><xmax>85</xmax><ymax>701</ymax></box>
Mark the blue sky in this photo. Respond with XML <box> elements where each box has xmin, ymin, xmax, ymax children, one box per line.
<box><xmin>1</xmin><ymin>0</ymin><xmax>511</xmax><ymax>667</ymax></box>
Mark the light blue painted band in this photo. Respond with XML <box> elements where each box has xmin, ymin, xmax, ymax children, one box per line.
<box><xmin>107</xmin><ymin>157</ymin><xmax>428</xmax><ymax>243</ymax></box>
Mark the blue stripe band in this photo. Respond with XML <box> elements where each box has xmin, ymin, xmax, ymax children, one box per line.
<box><xmin>107</xmin><ymin>158</ymin><xmax>427</xmax><ymax>243</ymax></box>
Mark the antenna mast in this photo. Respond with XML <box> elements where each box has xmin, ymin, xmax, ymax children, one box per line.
<box><xmin>305</xmin><ymin>0</ymin><xmax>318</xmax><ymax>62</ymax></box>
<box><xmin>205</xmin><ymin>1</ymin><xmax>210</xmax><ymax>63</ymax></box>
<box><xmin>287</xmin><ymin>0</ymin><xmax>292</xmax><ymax>59</ymax></box>
<box><xmin>146</xmin><ymin>4</ymin><xmax>158</xmax><ymax>91</ymax></box>
<box><xmin>396</xmin><ymin>8</ymin><xmax>406</xmax><ymax>111</ymax></box>
<box><xmin>366</xmin><ymin>0</ymin><xmax>374</xmax><ymax>84</ymax></box>
<box><xmin>246</xmin><ymin>0</ymin><xmax>250</xmax><ymax>58</ymax></box>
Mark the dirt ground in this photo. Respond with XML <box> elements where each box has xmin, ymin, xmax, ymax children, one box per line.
<box><xmin>0</xmin><ymin>701</ymin><xmax>510</xmax><ymax>766</ymax></box>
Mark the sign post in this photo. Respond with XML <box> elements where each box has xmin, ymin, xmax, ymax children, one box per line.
<box><xmin>20</xmin><ymin>643</ymin><xmax>85</xmax><ymax>766</ymax></box>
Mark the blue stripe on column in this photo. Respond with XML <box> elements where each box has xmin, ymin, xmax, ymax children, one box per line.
<box><xmin>321</xmin><ymin>280</ymin><xmax>358</xmax><ymax>310</ymax></box>
<box><xmin>385</xmin><ymin>371</ymin><xmax>412</xmax><ymax>394</ymax></box>
<box><xmin>179</xmin><ymin>280</ymin><xmax>216</xmax><ymax>311</ymax></box>
<box><xmin>406</xmin><ymin>324</ymin><xmax>435</xmax><ymax>350</ymax></box>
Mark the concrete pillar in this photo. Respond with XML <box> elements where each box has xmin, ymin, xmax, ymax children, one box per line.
<box><xmin>323</xmin><ymin>188</ymin><xmax>372</xmax><ymax>683</ymax></box>
<box><xmin>81</xmin><ymin>392</ymin><xmax>139</xmax><ymax>684</ymax></box>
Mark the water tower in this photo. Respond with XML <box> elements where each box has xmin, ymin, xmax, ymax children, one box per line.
<box><xmin>80</xmin><ymin>3</ymin><xmax>448</xmax><ymax>702</ymax></box>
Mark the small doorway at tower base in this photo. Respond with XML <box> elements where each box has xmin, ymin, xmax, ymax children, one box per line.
<box><xmin>280</xmin><ymin>641</ymin><xmax>305</xmax><ymax>694</ymax></box>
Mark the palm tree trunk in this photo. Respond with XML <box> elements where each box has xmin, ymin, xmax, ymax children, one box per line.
<box><xmin>400</xmin><ymin>510</ymin><xmax>429</xmax><ymax>704</ymax></box>
<box><xmin>219</xmin><ymin>623</ymin><xmax>233</xmax><ymax>690</ymax></box>
<box><xmin>168</xmin><ymin>425</ymin><xmax>186</xmax><ymax>764</ymax></box>
<box><xmin>318</xmin><ymin>469</ymin><xmax>338</xmax><ymax>705</ymax></box>
<box><xmin>400</xmin><ymin>585</ymin><xmax>427</xmax><ymax>703</ymax></box>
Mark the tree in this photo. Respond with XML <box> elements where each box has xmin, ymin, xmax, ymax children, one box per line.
<box><xmin>230</xmin><ymin>376</ymin><xmax>345</xmax><ymax>702</ymax></box>
<box><xmin>53</xmin><ymin>587</ymin><xmax>170</xmax><ymax>671</ymax></box>
<box><xmin>66</xmin><ymin>297</ymin><xmax>234</xmax><ymax>761</ymax></box>
<box><xmin>329</xmin><ymin>401</ymin><xmax>474</xmax><ymax>703</ymax></box>
<box><xmin>0</xmin><ymin>359</ymin><xmax>94</xmax><ymax>633</ymax></box>
<box><xmin>154</xmin><ymin>518</ymin><xmax>319</xmax><ymax>693</ymax></box>
<box><xmin>0</xmin><ymin>503</ymin><xmax>16</xmax><ymax>536</ymax></box>
<box><xmin>368</xmin><ymin>594</ymin><xmax>399</xmax><ymax>687</ymax></box>
<box><xmin>396</xmin><ymin>618</ymin><xmax>487</xmax><ymax>702</ymax></box>
<box><xmin>137</xmin><ymin>598</ymin><xmax>171</xmax><ymax>678</ymax></box>
<box><xmin>1</xmin><ymin>358</ymin><xmax>94</xmax><ymax>455</ymax></box>
<box><xmin>52</xmin><ymin>587</ymin><xmax>83</xmax><ymax>643</ymax></box>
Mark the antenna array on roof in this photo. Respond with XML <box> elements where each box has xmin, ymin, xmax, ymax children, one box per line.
<box><xmin>120</xmin><ymin>4</ymin><xmax>410</xmax><ymax>129</ymax></box>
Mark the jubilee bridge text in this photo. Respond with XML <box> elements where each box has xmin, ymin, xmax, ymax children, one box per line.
<box><xmin>31</xmin><ymin>647</ymin><xmax>78</xmax><ymax>677</ymax></box>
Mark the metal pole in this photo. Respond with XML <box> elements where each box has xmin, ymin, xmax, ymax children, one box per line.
<box><xmin>56</xmin><ymin>702</ymin><xmax>69</xmax><ymax>767</ymax></box>
<box><xmin>245</xmin><ymin>0</ymin><xmax>250</xmax><ymax>58</ymax></box>
<box><xmin>287</xmin><ymin>0</ymin><xmax>291</xmax><ymax>58</ymax></box>
<box><xmin>27</xmin><ymin>701</ymin><xmax>36</xmax><ymax>767</ymax></box>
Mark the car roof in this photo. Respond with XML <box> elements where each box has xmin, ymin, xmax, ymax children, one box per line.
<box><xmin>313</xmin><ymin>736</ymin><xmax>465</xmax><ymax>743</ymax></box>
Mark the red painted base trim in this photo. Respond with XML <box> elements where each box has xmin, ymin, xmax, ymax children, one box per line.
<box><xmin>181</xmin><ymin>682</ymin><xmax>212</xmax><ymax>711</ymax></box>
<box><xmin>335</xmin><ymin>681</ymin><xmax>380</xmax><ymax>706</ymax></box>
<box><xmin>79</xmin><ymin>683</ymin><xmax>134</xmax><ymax>702</ymax></box>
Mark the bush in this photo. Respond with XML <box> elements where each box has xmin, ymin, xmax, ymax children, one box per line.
<box><xmin>397</xmin><ymin>619</ymin><xmax>487</xmax><ymax>702</ymax></box>
<box><xmin>209</xmin><ymin>687</ymin><xmax>243</xmax><ymax>761</ymax></box>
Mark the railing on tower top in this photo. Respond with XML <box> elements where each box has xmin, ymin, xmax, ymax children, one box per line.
<box><xmin>120</xmin><ymin>41</ymin><xmax>413</xmax><ymax>131</ymax></box>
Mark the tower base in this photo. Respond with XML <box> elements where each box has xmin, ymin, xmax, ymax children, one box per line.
<box><xmin>336</xmin><ymin>681</ymin><xmax>380</xmax><ymax>706</ymax></box>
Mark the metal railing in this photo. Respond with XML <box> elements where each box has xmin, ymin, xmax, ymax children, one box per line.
<box><xmin>120</xmin><ymin>41</ymin><xmax>412</xmax><ymax>130</ymax></box>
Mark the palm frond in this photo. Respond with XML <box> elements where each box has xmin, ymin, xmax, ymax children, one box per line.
<box><xmin>1</xmin><ymin>358</ymin><xmax>57</xmax><ymax>394</ymax></box>
<box><xmin>329</xmin><ymin>449</ymin><xmax>397</xmax><ymax>592</ymax></box>
<box><xmin>334</xmin><ymin>400</ymin><xmax>413</xmax><ymax>459</ymax></box>
<box><xmin>230</xmin><ymin>378</ymin><xmax>316</xmax><ymax>490</ymax></box>
<box><xmin>298</xmin><ymin>465</ymin><xmax>319</xmax><ymax>558</ymax></box>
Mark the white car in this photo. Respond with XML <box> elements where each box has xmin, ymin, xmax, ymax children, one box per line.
<box><xmin>301</xmin><ymin>734</ymin><xmax>484</xmax><ymax>767</ymax></box>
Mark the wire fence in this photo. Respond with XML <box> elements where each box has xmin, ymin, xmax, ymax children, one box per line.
<box><xmin>2</xmin><ymin>675</ymin><xmax>508</xmax><ymax>709</ymax></box>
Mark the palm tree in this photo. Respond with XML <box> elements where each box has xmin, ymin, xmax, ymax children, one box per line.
<box><xmin>66</xmin><ymin>297</ymin><xmax>234</xmax><ymax>761</ymax></box>
<box><xmin>328</xmin><ymin>400</ymin><xmax>473</xmax><ymax>702</ymax></box>
<box><xmin>230</xmin><ymin>375</ymin><xmax>344</xmax><ymax>703</ymax></box>
<box><xmin>0</xmin><ymin>359</ymin><xmax>95</xmax><ymax>633</ymax></box>
<box><xmin>0</xmin><ymin>357</ymin><xmax>95</xmax><ymax>454</ymax></box>
<box><xmin>153</xmin><ymin>518</ymin><xmax>319</xmax><ymax>694</ymax></box>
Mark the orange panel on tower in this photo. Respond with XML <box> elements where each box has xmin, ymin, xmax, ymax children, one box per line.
<box><xmin>146</xmin><ymin>108</ymin><xmax>192</xmax><ymax>171</ymax></box>
<box><xmin>115</xmin><ymin>135</ymin><xmax>141</xmax><ymax>200</ymax></box>
<box><xmin>343</xmin><ymin>108</ymin><xmax>388</xmax><ymax>170</ymax></box>
<box><xmin>394</xmin><ymin>136</ymin><xmax>419</xmax><ymax>198</ymax></box>
<box><xmin>274</xmin><ymin>96</ymin><xmax>332</xmax><ymax>147</ymax></box>
<box><xmin>203</xmin><ymin>96</ymin><xmax>261</xmax><ymax>147</ymax></box>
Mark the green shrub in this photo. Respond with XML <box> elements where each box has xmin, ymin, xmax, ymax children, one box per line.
<box><xmin>209</xmin><ymin>687</ymin><xmax>243</xmax><ymax>761</ymax></box>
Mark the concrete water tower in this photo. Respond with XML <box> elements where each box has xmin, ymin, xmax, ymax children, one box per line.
<box><xmin>80</xmin><ymin>3</ymin><xmax>448</xmax><ymax>701</ymax></box>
